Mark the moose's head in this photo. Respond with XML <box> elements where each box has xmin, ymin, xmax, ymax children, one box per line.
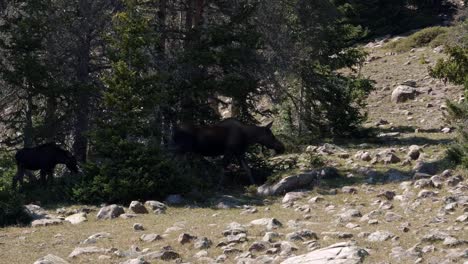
<box><xmin>255</xmin><ymin>121</ymin><xmax>285</xmax><ymax>154</ymax></box>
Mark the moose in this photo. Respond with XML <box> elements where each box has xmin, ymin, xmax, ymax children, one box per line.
<box><xmin>12</xmin><ymin>142</ymin><xmax>79</xmax><ymax>189</ymax></box>
<box><xmin>172</xmin><ymin>118</ymin><xmax>285</xmax><ymax>185</ymax></box>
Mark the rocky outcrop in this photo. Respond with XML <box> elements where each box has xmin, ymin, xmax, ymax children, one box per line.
<box><xmin>257</xmin><ymin>171</ymin><xmax>318</xmax><ymax>196</ymax></box>
<box><xmin>281</xmin><ymin>242</ymin><xmax>369</xmax><ymax>264</ymax></box>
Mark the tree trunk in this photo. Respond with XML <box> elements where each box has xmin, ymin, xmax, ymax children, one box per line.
<box><xmin>72</xmin><ymin>0</ymin><xmax>92</xmax><ymax>162</ymax></box>
<box><xmin>23</xmin><ymin>92</ymin><xmax>34</xmax><ymax>148</ymax></box>
<box><xmin>44</xmin><ymin>95</ymin><xmax>57</xmax><ymax>142</ymax></box>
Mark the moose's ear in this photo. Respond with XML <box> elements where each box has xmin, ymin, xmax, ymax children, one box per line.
<box><xmin>265</xmin><ymin>121</ymin><xmax>273</xmax><ymax>129</ymax></box>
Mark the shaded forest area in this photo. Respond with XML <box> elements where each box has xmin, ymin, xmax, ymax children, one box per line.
<box><xmin>0</xmin><ymin>0</ymin><xmax>465</xmax><ymax>213</ymax></box>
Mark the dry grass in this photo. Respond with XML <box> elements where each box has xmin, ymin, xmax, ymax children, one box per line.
<box><xmin>0</xmin><ymin>179</ymin><xmax>467</xmax><ymax>263</ymax></box>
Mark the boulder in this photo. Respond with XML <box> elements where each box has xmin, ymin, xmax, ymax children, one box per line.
<box><xmin>178</xmin><ymin>233</ymin><xmax>197</xmax><ymax>244</ymax></box>
<box><xmin>391</xmin><ymin>85</ymin><xmax>419</xmax><ymax>103</ymax></box>
<box><xmin>257</xmin><ymin>171</ymin><xmax>319</xmax><ymax>196</ymax></box>
<box><xmin>68</xmin><ymin>247</ymin><xmax>108</xmax><ymax>258</ymax></box>
<box><xmin>24</xmin><ymin>204</ymin><xmax>48</xmax><ymax>220</ymax></box>
<box><xmin>367</xmin><ymin>231</ymin><xmax>394</xmax><ymax>242</ymax></box>
<box><xmin>129</xmin><ymin>201</ymin><xmax>148</xmax><ymax>214</ymax></box>
<box><xmin>194</xmin><ymin>237</ymin><xmax>213</xmax><ymax>249</ymax></box>
<box><xmin>140</xmin><ymin>234</ymin><xmax>162</xmax><ymax>243</ymax></box>
<box><xmin>407</xmin><ymin>145</ymin><xmax>421</xmax><ymax>160</ymax></box>
<box><xmin>282</xmin><ymin>191</ymin><xmax>307</xmax><ymax>203</ymax></box>
<box><xmin>82</xmin><ymin>232</ymin><xmax>111</xmax><ymax>244</ymax></box>
<box><xmin>413</xmin><ymin>161</ymin><xmax>438</xmax><ymax>175</ymax></box>
<box><xmin>281</xmin><ymin>242</ymin><xmax>369</xmax><ymax>264</ymax></box>
<box><xmin>144</xmin><ymin>201</ymin><xmax>167</xmax><ymax>212</ymax></box>
<box><xmin>32</xmin><ymin>218</ymin><xmax>63</xmax><ymax>227</ymax></box>
<box><xmin>250</xmin><ymin>218</ymin><xmax>282</xmax><ymax>230</ymax></box>
<box><xmin>65</xmin><ymin>213</ymin><xmax>87</xmax><ymax>225</ymax></box>
<box><xmin>33</xmin><ymin>254</ymin><xmax>70</xmax><ymax>264</ymax></box>
<box><xmin>96</xmin><ymin>204</ymin><xmax>125</xmax><ymax>220</ymax></box>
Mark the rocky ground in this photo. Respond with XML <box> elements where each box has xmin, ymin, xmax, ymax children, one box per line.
<box><xmin>0</xmin><ymin>33</ymin><xmax>467</xmax><ymax>264</ymax></box>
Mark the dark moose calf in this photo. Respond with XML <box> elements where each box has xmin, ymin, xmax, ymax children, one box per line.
<box><xmin>172</xmin><ymin>118</ymin><xmax>285</xmax><ymax>185</ymax></box>
<box><xmin>12</xmin><ymin>143</ymin><xmax>79</xmax><ymax>189</ymax></box>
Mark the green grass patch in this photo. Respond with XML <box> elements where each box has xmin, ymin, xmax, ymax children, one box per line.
<box><xmin>385</xmin><ymin>26</ymin><xmax>449</xmax><ymax>52</ymax></box>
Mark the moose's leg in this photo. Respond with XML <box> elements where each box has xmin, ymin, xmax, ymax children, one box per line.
<box><xmin>26</xmin><ymin>171</ymin><xmax>36</xmax><ymax>183</ymax></box>
<box><xmin>218</xmin><ymin>154</ymin><xmax>231</xmax><ymax>187</ymax></box>
<box><xmin>47</xmin><ymin>170</ymin><xmax>54</xmax><ymax>185</ymax></box>
<box><xmin>238</xmin><ymin>156</ymin><xmax>255</xmax><ymax>185</ymax></box>
<box><xmin>40</xmin><ymin>170</ymin><xmax>47</xmax><ymax>186</ymax></box>
<box><xmin>12</xmin><ymin>165</ymin><xmax>25</xmax><ymax>189</ymax></box>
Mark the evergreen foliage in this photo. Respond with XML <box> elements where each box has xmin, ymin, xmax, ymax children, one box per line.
<box><xmin>430</xmin><ymin>20</ymin><xmax>468</xmax><ymax>168</ymax></box>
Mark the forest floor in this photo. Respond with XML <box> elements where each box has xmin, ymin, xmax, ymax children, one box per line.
<box><xmin>0</xmin><ymin>31</ymin><xmax>467</xmax><ymax>264</ymax></box>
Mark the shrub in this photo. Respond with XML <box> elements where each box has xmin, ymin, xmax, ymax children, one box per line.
<box><xmin>0</xmin><ymin>188</ymin><xmax>31</xmax><ymax>227</ymax></box>
<box><xmin>429</xmin><ymin>21</ymin><xmax>468</xmax><ymax>168</ymax></box>
<box><xmin>386</xmin><ymin>26</ymin><xmax>449</xmax><ymax>52</ymax></box>
<box><xmin>72</xmin><ymin>142</ymin><xmax>207</xmax><ymax>204</ymax></box>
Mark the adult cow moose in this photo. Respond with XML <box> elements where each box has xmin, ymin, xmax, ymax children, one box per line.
<box><xmin>172</xmin><ymin>118</ymin><xmax>285</xmax><ymax>185</ymax></box>
<box><xmin>12</xmin><ymin>142</ymin><xmax>79</xmax><ymax>189</ymax></box>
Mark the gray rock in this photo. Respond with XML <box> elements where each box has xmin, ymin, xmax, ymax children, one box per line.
<box><xmin>417</xmin><ymin>189</ymin><xmax>438</xmax><ymax>198</ymax></box>
<box><xmin>385</xmin><ymin>212</ymin><xmax>403</xmax><ymax>222</ymax></box>
<box><xmin>250</xmin><ymin>218</ymin><xmax>282</xmax><ymax>230</ymax></box>
<box><xmin>286</xmin><ymin>230</ymin><xmax>318</xmax><ymax>241</ymax></box>
<box><xmin>391</xmin><ymin>85</ymin><xmax>419</xmax><ymax>103</ymax></box>
<box><xmin>455</xmin><ymin>214</ymin><xmax>468</xmax><ymax>223</ymax></box>
<box><xmin>338</xmin><ymin>209</ymin><xmax>362</xmax><ymax>222</ymax></box>
<box><xmin>119</xmin><ymin>259</ymin><xmax>149</xmax><ymax>264</ymax></box>
<box><xmin>447</xmin><ymin>175</ymin><xmax>463</xmax><ymax>186</ymax></box>
<box><xmin>68</xmin><ymin>247</ymin><xmax>108</xmax><ymax>258</ymax></box>
<box><xmin>401</xmin><ymin>80</ymin><xmax>417</xmax><ymax>87</ymax></box>
<box><xmin>216</xmin><ymin>195</ymin><xmax>242</xmax><ymax>209</ymax></box>
<box><xmin>227</xmin><ymin>232</ymin><xmax>247</xmax><ymax>244</ymax></box>
<box><xmin>140</xmin><ymin>233</ymin><xmax>162</xmax><ymax>243</ymax></box>
<box><xmin>413</xmin><ymin>161</ymin><xmax>438</xmax><ymax>175</ymax></box>
<box><xmin>178</xmin><ymin>232</ymin><xmax>197</xmax><ymax>244</ymax></box>
<box><xmin>421</xmin><ymin>230</ymin><xmax>449</xmax><ymax>242</ymax></box>
<box><xmin>33</xmin><ymin>254</ymin><xmax>69</xmax><ymax>264</ymax></box>
<box><xmin>430</xmin><ymin>175</ymin><xmax>444</xmax><ymax>188</ymax></box>
<box><xmin>249</xmin><ymin>241</ymin><xmax>269</xmax><ymax>252</ymax></box>
<box><xmin>82</xmin><ymin>232</ymin><xmax>111</xmax><ymax>244</ymax></box>
<box><xmin>383</xmin><ymin>153</ymin><xmax>401</xmax><ymax>164</ymax></box>
<box><xmin>141</xmin><ymin>250</ymin><xmax>180</xmax><ymax>261</ymax></box>
<box><xmin>282</xmin><ymin>191</ymin><xmax>307</xmax><ymax>203</ymax></box>
<box><xmin>263</xmin><ymin>232</ymin><xmax>280</xmax><ymax>243</ymax></box>
<box><xmin>281</xmin><ymin>241</ymin><xmax>369</xmax><ymax>264</ymax></box>
<box><xmin>414</xmin><ymin>179</ymin><xmax>433</xmax><ymax>188</ymax></box>
<box><xmin>129</xmin><ymin>201</ymin><xmax>148</xmax><ymax>214</ymax></box>
<box><xmin>443</xmin><ymin>236</ymin><xmax>462</xmax><ymax>247</ymax></box>
<box><xmin>65</xmin><ymin>213</ymin><xmax>87</xmax><ymax>225</ymax></box>
<box><xmin>321</xmin><ymin>231</ymin><xmax>353</xmax><ymax>239</ymax></box>
<box><xmin>257</xmin><ymin>171</ymin><xmax>319</xmax><ymax>196</ymax></box>
<box><xmin>367</xmin><ymin>231</ymin><xmax>394</xmax><ymax>242</ymax></box>
<box><xmin>377</xmin><ymin>190</ymin><xmax>396</xmax><ymax>200</ymax></box>
<box><xmin>309</xmin><ymin>196</ymin><xmax>324</xmax><ymax>203</ymax></box>
<box><xmin>144</xmin><ymin>201</ymin><xmax>167</xmax><ymax>212</ymax></box>
<box><xmin>24</xmin><ymin>204</ymin><xmax>48</xmax><ymax>220</ymax></box>
<box><xmin>341</xmin><ymin>186</ymin><xmax>358</xmax><ymax>194</ymax></box>
<box><xmin>194</xmin><ymin>237</ymin><xmax>212</xmax><ymax>249</ymax></box>
<box><xmin>222</xmin><ymin>222</ymin><xmax>247</xmax><ymax>236</ymax></box>
<box><xmin>133</xmin><ymin>223</ymin><xmax>144</xmax><ymax>231</ymax></box>
<box><xmin>355</xmin><ymin>151</ymin><xmax>372</xmax><ymax>161</ymax></box>
<box><xmin>96</xmin><ymin>204</ymin><xmax>125</xmax><ymax>220</ymax></box>
<box><xmin>407</xmin><ymin>145</ymin><xmax>421</xmax><ymax>160</ymax></box>
<box><xmin>32</xmin><ymin>218</ymin><xmax>63</xmax><ymax>227</ymax></box>
<box><xmin>390</xmin><ymin>245</ymin><xmax>422</xmax><ymax>262</ymax></box>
